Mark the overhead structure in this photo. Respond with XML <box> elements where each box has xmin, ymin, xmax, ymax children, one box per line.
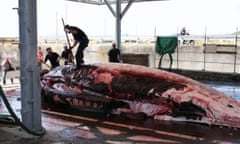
<box><xmin>66</xmin><ymin>0</ymin><xmax>166</xmax><ymax>49</ymax></box>
<box><xmin>67</xmin><ymin>0</ymin><xmax>165</xmax><ymax>5</ymax></box>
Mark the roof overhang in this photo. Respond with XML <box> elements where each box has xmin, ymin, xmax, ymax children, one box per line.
<box><xmin>66</xmin><ymin>0</ymin><xmax>166</xmax><ymax>5</ymax></box>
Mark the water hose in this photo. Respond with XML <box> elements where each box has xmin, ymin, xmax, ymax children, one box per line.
<box><xmin>0</xmin><ymin>86</ymin><xmax>46</xmax><ymax>136</ymax></box>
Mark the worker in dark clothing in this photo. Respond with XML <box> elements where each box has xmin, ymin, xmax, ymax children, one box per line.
<box><xmin>64</xmin><ymin>25</ymin><xmax>89</xmax><ymax>69</ymax></box>
<box><xmin>44</xmin><ymin>47</ymin><xmax>60</xmax><ymax>69</ymax></box>
<box><xmin>61</xmin><ymin>44</ymin><xmax>74</xmax><ymax>65</ymax></box>
<box><xmin>180</xmin><ymin>27</ymin><xmax>187</xmax><ymax>35</ymax></box>
<box><xmin>108</xmin><ymin>42</ymin><xmax>121</xmax><ymax>63</ymax></box>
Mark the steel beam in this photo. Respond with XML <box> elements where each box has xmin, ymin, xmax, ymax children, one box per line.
<box><xmin>66</xmin><ymin>0</ymin><xmax>166</xmax><ymax>49</ymax></box>
<box><xmin>18</xmin><ymin>0</ymin><xmax>43</xmax><ymax>132</ymax></box>
<box><xmin>115</xmin><ymin>0</ymin><xmax>121</xmax><ymax>50</ymax></box>
<box><xmin>66</xmin><ymin>0</ymin><xmax>166</xmax><ymax>5</ymax></box>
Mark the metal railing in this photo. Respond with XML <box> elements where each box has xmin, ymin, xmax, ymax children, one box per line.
<box><xmin>159</xmin><ymin>35</ymin><xmax>240</xmax><ymax>74</ymax></box>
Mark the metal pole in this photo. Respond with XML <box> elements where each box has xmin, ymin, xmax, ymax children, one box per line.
<box><xmin>203</xmin><ymin>26</ymin><xmax>207</xmax><ymax>71</ymax></box>
<box><xmin>18</xmin><ymin>0</ymin><xmax>43</xmax><ymax>132</ymax></box>
<box><xmin>56</xmin><ymin>12</ymin><xmax>59</xmax><ymax>43</ymax></box>
<box><xmin>176</xmin><ymin>26</ymin><xmax>179</xmax><ymax>69</ymax></box>
<box><xmin>234</xmin><ymin>27</ymin><xmax>238</xmax><ymax>73</ymax></box>
<box><xmin>116</xmin><ymin>0</ymin><xmax>121</xmax><ymax>49</ymax></box>
<box><xmin>104</xmin><ymin>0</ymin><xmax>134</xmax><ymax>50</ymax></box>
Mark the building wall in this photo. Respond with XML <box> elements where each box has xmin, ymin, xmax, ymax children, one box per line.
<box><xmin>0</xmin><ymin>38</ymin><xmax>239</xmax><ymax>74</ymax></box>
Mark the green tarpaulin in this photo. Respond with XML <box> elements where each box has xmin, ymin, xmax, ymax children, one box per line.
<box><xmin>155</xmin><ymin>36</ymin><xmax>178</xmax><ymax>54</ymax></box>
<box><xmin>155</xmin><ymin>36</ymin><xmax>178</xmax><ymax>69</ymax></box>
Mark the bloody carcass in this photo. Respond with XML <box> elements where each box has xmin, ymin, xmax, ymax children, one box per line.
<box><xmin>40</xmin><ymin>63</ymin><xmax>240</xmax><ymax>128</ymax></box>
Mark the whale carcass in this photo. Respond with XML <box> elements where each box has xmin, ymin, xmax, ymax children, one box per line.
<box><xmin>40</xmin><ymin>63</ymin><xmax>240</xmax><ymax>128</ymax></box>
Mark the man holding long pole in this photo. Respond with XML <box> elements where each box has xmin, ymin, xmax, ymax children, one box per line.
<box><xmin>61</xmin><ymin>18</ymin><xmax>74</xmax><ymax>65</ymax></box>
<box><xmin>64</xmin><ymin>24</ymin><xmax>89</xmax><ymax>69</ymax></box>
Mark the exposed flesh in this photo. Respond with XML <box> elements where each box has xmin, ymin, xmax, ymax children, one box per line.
<box><xmin>41</xmin><ymin>63</ymin><xmax>240</xmax><ymax>128</ymax></box>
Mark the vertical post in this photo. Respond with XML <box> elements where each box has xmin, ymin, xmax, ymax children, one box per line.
<box><xmin>65</xmin><ymin>3</ymin><xmax>68</xmax><ymax>23</ymax></box>
<box><xmin>104</xmin><ymin>0</ymin><xmax>133</xmax><ymax>50</ymax></box>
<box><xmin>154</xmin><ymin>26</ymin><xmax>156</xmax><ymax>38</ymax></box>
<box><xmin>234</xmin><ymin>27</ymin><xmax>238</xmax><ymax>73</ymax></box>
<box><xmin>203</xmin><ymin>26</ymin><xmax>207</xmax><ymax>71</ymax></box>
<box><xmin>115</xmin><ymin>0</ymin><xmax>121</xmax><ymax>50</ymax></box>
<box><xmin>56</xmin><ymin>12</ymin><xmax>59</xmax><ymax>43</ymax></box>
<box><xmin>176</xmin><ymin>27</ymin><xmax>179</xmax><ymax>69</ymax></box>
<box><xmin>18</xmin><ymin>0</ymin><xmax>43</xmax><ymax>132</ymax></box>
<box><xmin>153</xmin><ymin>27</ymin><xmax>157</xmax><ymax>68</ymax></box>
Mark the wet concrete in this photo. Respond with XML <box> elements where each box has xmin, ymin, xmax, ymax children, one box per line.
<box><xmin>201</xmin><ymin>80</ymin><xmax>240</xmax><ymax>102</ymax></box>
<box><xmin>42</xmin><ymin>104</ymin><xmax>240</xmax><ymax>144</ymax></box>
<box><xmin>0</xmin><ymin>80</ymin><xmax>240</xmax><ymax>144</ymax></box>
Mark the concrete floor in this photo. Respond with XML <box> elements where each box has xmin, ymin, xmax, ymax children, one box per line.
<box><xmin>0</xmin><ymin>80</ymin><xmax>240</xmax><ymax>144</ymax></box>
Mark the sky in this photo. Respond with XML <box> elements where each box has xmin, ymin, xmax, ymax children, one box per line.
<box><xmin>1</xmin><ymin>0</ymin><xmax>240</xmax><ymax>39</ymax></box>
